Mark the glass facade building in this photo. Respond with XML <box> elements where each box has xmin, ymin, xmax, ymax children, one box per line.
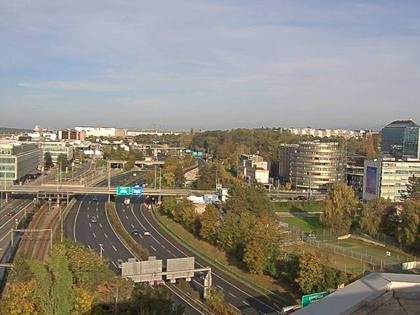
<box><xmin>0</xmin><ymin>143</ymin><xmax>41</xmax><ymax>185</ymax></box>
<box><xmin>381</xmin><ymin>120</ymin><xmax>420</xmax><ymax>159</ymax></box>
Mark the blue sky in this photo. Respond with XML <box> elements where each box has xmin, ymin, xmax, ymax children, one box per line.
<box><xmin>0</xmin><ymin>0</ymin><xmax>419</xmax><ymax>130</ymax></box>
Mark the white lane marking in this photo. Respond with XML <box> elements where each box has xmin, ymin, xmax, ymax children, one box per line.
<box><xmin>216</xmin><ymin>285</ymin><xmax>223</xmax><ymax>290</ymax></box>
<box><xmin>125</xmin><ymin>215</ymin><xmax>129</xmax><ymax>220</ymax></box>
<box><xmin>229</xmin><ymin>292</ymin><xmax>237</xmax><ymax>298</ymax></box>
<box><xmin>73</xmin><ymin>198</ymin><xmax>86</xmax><ymax>242</ymax></box>
<box><xmin>243</xmin><ymin>301</ymin><xmax>250</xmax><ymax>306</ymax></box>
<box><xmin>155</xmin><ymin>239</ymin><xmax>161</xmax><ymax>245</ymax></box>
<box><xmin>87</xmin><ymin>214</ymin><xmax>90</xmax><ymax>219</ymax></box>
<box><xmin>137</xmin><ymin>205</ymin><xmax>279</xmax><ymax>313</ymax></box>
<box><xmin>92</xmin><ymin>232</ymin><xmax>96</xmax><ymax>239</ymax></box>
<box><xmin>167</xmin><ymin>249</ymin><xmax>172</xmax><ymax>254</ymax></box>
<box><xmin>162</xmin><ymin>245</ymin><xmax>165</xmax><ymax>249</ymax></box>
<box><xmin>112</xmin><ymin>245</ymin><xmax>117</xmax><ymax>252</ymax></box>
<box><xmin>87</xmin><ymin>245</ymin><xmax>91</xmax><ymax>250</ymax></box>
<box><xmin>104</xmin><ymin>233</ymin><xmax>108</xmax><ymax>239</ymax></box>
<box><xmin>111</xmin><ymin>261</ymin><xmax>117</xmax><ymax>268</ymax></box>
<box><xmin>150</xmin><ymin>246</ymin><xmax>156</xmax><ymax>252</ymax></box>
<box><xmin>89</xmin><ymin>223</ymin><xmax>92</xmax><ymax>228</ymax></box>
<box><xmin>229</xmin><ymin>304</ymin><xmax>241</xmax><ymax>312</ymax></box>
<box><xmin>99</xmin><ymin>223</ymin><xmax>103</xmax><ymax>228</ymax></box>
<box><xmin>130</xmin><ymin>224</ymin><xmax>135</xmax><ymax>229</ymax></box>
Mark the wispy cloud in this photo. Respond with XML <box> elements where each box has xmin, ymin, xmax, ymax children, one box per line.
<box><xmin>1</xmin><ymin>0</ymin><xmax>420</xmax><ymax>129</ymax></box>
<box><xmin>17</xmin><ymin>81</ymin><xmax>131</xmax><ymax>92</ymax></box>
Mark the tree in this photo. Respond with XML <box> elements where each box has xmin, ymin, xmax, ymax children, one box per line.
<box><xmin>57</xmin><ymin>153</ymin><xmax>69</xmax><ymax>171</ymax></box>
<box><xmin>44</xmin><ymin>152</ymin><xmax>53</xmax><ymax>169</ymax></box>
<box><xmin>129</xmin><ymin>283</ymin><xmax>184</xmax><ymax>315</ymax></box>
<box><xmin>401</xmin><ymin>175</ymin><xmax>420</xmax><ymax>200</ymax></box>
<box><xmin>321</xmin><ymin>183</ymin><xmax>359</xmax><ymax>235</ymax></box>
<box><xmin>359</xmin><ymin>199</ymin><xmax>389</xmax><ymax>236</ymax></box>
<box><xmin>396</xmin><ymin>200</ymin><xmax>420</xmax><ymax>246</ymax></box>
<box><xmin>243</xmin><ymin>240</ymin><xmax>267</xmax><ymax>274</ymax></box>
<box><xmin>199</xmin><ymin>204</ymin><xmax>219</xmax><ymax>241</ymax></box>
<box><xmin>295</xmin><ymin>253</ymin><xmax>323</xmax><ymax>294</ymax></box>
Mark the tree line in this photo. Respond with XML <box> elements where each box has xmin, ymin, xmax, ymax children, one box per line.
<box><xmin>0</xmin><ymin>241</ymin><xmax>183</xmax><ymax>315</ymax></box>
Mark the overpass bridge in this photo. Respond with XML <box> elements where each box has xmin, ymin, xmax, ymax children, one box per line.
<box><xmin>0</xmin><ymin>184</ymin><xmax>216</xmax><ymax>198</ymax></box>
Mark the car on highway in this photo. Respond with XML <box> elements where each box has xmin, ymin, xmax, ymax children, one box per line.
<box><xmin>91</xmin><ymin>216</ymin><xmax>97</xmax><ymax>223</ymax></box>
<box><xmin>8</xmin><ymin>211</ymin><xmax>15</xmax><ymax>217</ymax></box>
<box><xmin>131</xmin><ymin>229</ymin><xmax>139</xmax><ymax>236</ymax></box>
<box><xmin>144</xmin><ymin>231</ymin><xmax>150</xmax><ymax>236</ymax></box>
<box><xmin>92</xmin><ymin>196</ymin><xmax>98</xmax><ymax>201</ymax></box>
<box><xmin>117</xmin><ymin>259</ymin><xmax>123</xmax><ymax>269</ymax></box>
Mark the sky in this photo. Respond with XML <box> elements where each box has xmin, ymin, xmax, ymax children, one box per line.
<box><xmin>0</xmin><ymin>0</ymin><xmax>420</xmax><ymax>130</ymax></box>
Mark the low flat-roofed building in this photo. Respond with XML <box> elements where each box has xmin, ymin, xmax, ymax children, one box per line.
<box><xmin>0</xmin><ymin>142</ymin><xmax>41</xmax><ymax>184</ymax></box>
<box><xmin>296</xmin><ymin>272</ymin><xmax>420</xmax><ymax>315</ymax></box>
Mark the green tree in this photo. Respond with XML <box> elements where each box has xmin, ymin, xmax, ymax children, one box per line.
<box><xmin>295</xmin><ymin>253</ymin><xmax>323</xmax><ymax>294</ymax></box>
<box><xmin>57</xmin><ymin>153</ymin><xmax>69</xmax><ymax>171</ymax></box>
<box><xmin>49</xmin><ymin>254</ymin><xmax>74</xmax><ymax>315</ymax></box>
<box><xmin>199</xmin><ymin>204</ymin><xmax>219</xmax><ymax>241</ymax></box>
<box><xmin>401</xmin><ymin>175</ymin><xmax>420</xmax><ymax>200</ymax></box>
<box><xmin>129</xmin><ymin>283</ymin><xmax>184</xmax><ymax>315</ymax></box>
<box><xmin>359</xmin><ymin>199</ymin><xmax>389</xmax><ymax>236</ymax></box>
<box><xmin>242</xmin><ymin>240</ymin><xmax>266</xmax><ymax>275</ymax></box>
<box><xmin>396</xmin><ymin>200</ymin><xmax>420</xmax><ymax>246</ymax></box>
<box><xmin>321</xmin><ymin>183</ymin><xmax>359</xmax><ymax>235</ymax></box>
<box><xmin>44</xmin><ymin>152</ymin><xmax>53</xmax><ymax>169</ymax></box>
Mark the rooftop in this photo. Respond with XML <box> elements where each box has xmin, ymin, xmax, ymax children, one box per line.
<box><xmin>384</xmin><ymin>120</ymin><xmax>419</xmax><ymax>128</ymax></box>
<box><xmin>296</xmin><ymin>272</ymin><xmax>420</xmax><ymax>315</ymax></box>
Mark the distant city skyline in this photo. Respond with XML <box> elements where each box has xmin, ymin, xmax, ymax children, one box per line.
<box><xmin>1</xmin><ymin>1</ymin><xmax>420</xmax><ymax>129</ymax></box>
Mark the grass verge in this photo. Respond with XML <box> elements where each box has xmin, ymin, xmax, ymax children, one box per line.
<box><xmin>150</xmin><ymin>206</ymin><xmax>296</xmax><ymax>307</ymax></box>
<box><xmin>277</xmin><ymin>216</ymin><xmax>323</xmax><ymax>233</ymax></box>
<box><xmin>272</xmin><ymin>201</ymin><xmax>325</xmax><ymax>212</ymax></box>
<box><xmin>106</xmin><ymin>202</ymin><xmax>149</xmax><ymax>260</ymax></box>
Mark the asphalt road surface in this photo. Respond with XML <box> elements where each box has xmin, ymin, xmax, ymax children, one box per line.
<box><xmin>64</xmin><ymin>195</ymin><xmax>204</xmax><ymax>315</ymax></box>
<box><xmin>116</xmin><ymin>197</ymin><xmax>280</xmax><ymax>315</ymax></box>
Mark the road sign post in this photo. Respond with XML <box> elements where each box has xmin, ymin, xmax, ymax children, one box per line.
<box><xmin>132</xmin><ymin>185</ymin><xmax>143</xmax><ymax>196</ymax></box>
<box><xmin>301</xmin><ymin>291</ymin><xmax>329</xmax><ymax>307</ymax></box>
<box><xmin>116</xmin><ymin>186</ymin><xmax>131</xmax><ymax>196</ymax></box>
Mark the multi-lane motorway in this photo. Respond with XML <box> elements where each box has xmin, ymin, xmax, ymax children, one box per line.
<box><xmin>117</xmin><ymin>197</ymin><xmax>279</xmax><ymax>315</ymax></box>
<box><xmin>64</xmin><ymin>195</ymin><xmax>206</xmax><ymax>314</ymax></box>
<box><xmin>61</xmin><ymin>170</ymin><xmax>281</xmax><ymax>314</ymax></box>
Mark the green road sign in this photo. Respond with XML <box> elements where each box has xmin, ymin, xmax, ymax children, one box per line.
<box><xmin>302</xmin><ymin>291</ymin><xmax>329</xmax><ymax>307</ymax></box>
<box><xmin>116</xmin><ymin>186</ymin><xmax>131</xmax><ymax>196</ymax></box>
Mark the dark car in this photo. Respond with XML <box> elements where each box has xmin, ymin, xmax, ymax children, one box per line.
<box><xmin>131</xmin><ymin>229</ymin><xmax>139</xmax><ymax>236</ymax></box>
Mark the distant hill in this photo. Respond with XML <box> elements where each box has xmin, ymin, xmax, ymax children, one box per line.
<box><xmin>0</xmin><ymin>127</ymin><xmax>31</xmax><ymax>134</ymax></box>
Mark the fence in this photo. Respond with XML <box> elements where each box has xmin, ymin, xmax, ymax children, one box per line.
<box><xmin>280</xmin><ymin>222</ymin><xmax>415</xmax><ymax>273</ymax></box>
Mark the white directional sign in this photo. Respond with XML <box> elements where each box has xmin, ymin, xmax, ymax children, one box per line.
<box><xmin>122</xmin><ymin>258</ymin><xmax>163</xmax><ymax>282</ymax></box>
<box><xmin>166</xmin><ymin>257</ymin><xmax>195</xmax><ymax>282</ymax></box>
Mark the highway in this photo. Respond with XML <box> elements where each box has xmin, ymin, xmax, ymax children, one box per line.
<box><xmin>116</xmin><ymin>197</ymin><xmax>280</xmax><ymax>315</ymax></box>
<box><xmin>64</xmin><ymin>192</ymin><xmax>206</xmax><ymax>314</ymax></box>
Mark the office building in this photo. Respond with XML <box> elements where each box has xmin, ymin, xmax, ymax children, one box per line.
<box><xmin>238</xmin><ymin>154</ymin><xmax>270</xmax><ymax>184</ymax></box>
<box><xmin>39</xmin><ymin>142</ymin><xmax>74</xmax><ymax>163</ymax></box>
<box><xmin>75</xmin><ymin>126</ymin><xmax>127</xmax><ymax>138</ymax></box>
<box><xmin>363</xmin><ymin>158</ymin><xmax>420</xmax><ymax>202</ymax></box>
<box><xmin>58</xmin><ymin>129</ymin><xmax>86</xmax><ymax>141</ymax></box>
<box><xmin>0</xmin><ymin>143</ymin><xmax>41</xmax><ymax>185</ymax></box>
<box><xmin>290</xmin><ymin>141</ymin><xmax>346</xmax><ymax>191</ymax></box>
<box><xmin>284</xmin><ymin>127</ymin><xmax>369</xmax><ymax>139</ymax></box>
<box><xmin>278</xmin><ymin>144</ymin><xmax>299</xmax><ymax>183</ymax></box>
<box><xmin>381</xmin><ymin>120</ymin><xmax>420</xmax><ymax>160</ymax></box>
